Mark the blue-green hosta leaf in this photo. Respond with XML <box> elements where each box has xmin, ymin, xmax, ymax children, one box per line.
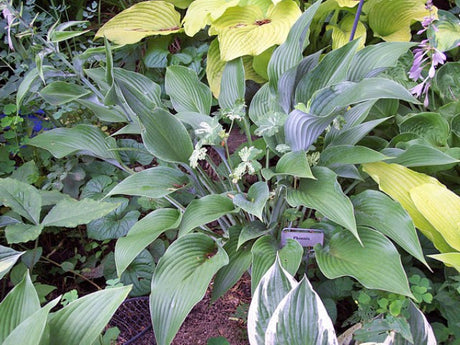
<box><xmin>139</xmin><ymin>108</ymin><xmax>194</xmax><ymax>164</ymax></box>
<box><xmin>399</xmin><ymin>112</ymin><xmax>450</xmax><ymax>147</ymax></box>
<box><xmin>265</xmin><ymin>276</ymin><xmax>338</xmax><ymax>345</ymax></box>
<box><xmin>267</xmin><ymin>1</ymin><xmax>321</xmax><ymax>91</ymax></box>
<box><xmin>0</xmin><ymin>246</ymin><xmax>24</xmax><ymax>279</ymax></box>
<box><xmin>0</xmin><ymin>272</ymin><xmax>40</xmax><ymax>343</ymax></box>
<box><xmin>326</xmin><ymin>117</ymin><xmax>391</xmax><ymax>147</ymax></box>
<box><xmin>41</xmin><ymin>198</ymin><xmax>119</xmax><ymax>227</ymax></box>
<box><xmin>5</xmin><ymin>224</ymin><xmax>44</xmax><ymax>244</ymax></box>
<box><xmin>384</xmin><ymin>144</ymin><xmax>460</xmax><ymax>168</ymax></box>
<box><xmin>48</xmin><ymin>285</ymin><xmax>131</xmax><ymax>345</ymax></box>
<box><xmin>118</xmin><ymin>139</ymin><xmax>154</xmax><ymax>166</ymax></box>
<box><xmin>251</xmin><ymin>236</ymin><xmax>303</xmax><ymax>294</ymax></box>
<box><xmin>107</xmin><ymin>166</ymin><xmax>189</xmax><ymax>199</ymax></box>
<box><xmin>352</xmin><ymin>190</ymin><xmax>428</xmax><ymax>268</ymax></box>
<box><xmin>248</xmin><ymin>256</ymin><xmax>297</xmax><ymax>345</ymax></box>
<box><xmin>318</xmin><ymin>145</ymin><xmax>390</xmax><ymax>166</ymax></box>
<box><xmin>212</xmin><ymin>226</ymin><xmax>252</xmax><ymax>302</ymax></box>
<box><xmin>287</xmin><ymin>167</ymin><xmax>359</xmax><ymax>242</ymax></box>
<box><xmin>115</xmin><ymin>208</ymin><xmax>182</xmax><ymax>276</ymax></box>
<box><xmin>219</xmin><ymin>57</ymin><xmax>245</xmax><ymax>110</ymax></box>
<box><xmin>39</xmin><ymin>81</ymin><xmax>90</xmax><ymax>105</ymax></box>
<box><xmin>233</xmin><ymin>182</ymin><xmax>269</xmax><ymax>220</ymax></box>
<box><xmin>262</xmin><ymin>151</ymin><xmax>314</xmax><ymax>179</ymax></box>
<box><xmin>248</xmin><ymin>83</ymin><xmax>284</xmax><ymax>126</ymax></box>
<box><xmin>315</xmin><ymin>227</ymin><xmax>413</xmax><ymax>297</ymax></box>
<box><xmin>76</xmin><ymin>97</ymin><xmax>126</xmax><ymax>123</ymax></box>
<box><xmin>165</xmin><ymin>65</ymin><xmax>212</xmax><ymax>114</ymax></box>
<box><xmin>28</xmin><ymin>125</ymin><xmax>121</xmax><ymax>165</ymax></box>
<box><xmin>179</xmin><ymin>195</ymin><xmax>235</xmax><ymax>236</ymax></box>
<box><xmin>150</xmin><ymin>233</ymin><xmax>228</xmax><ymax>345</ymax></box>
<box><xmin>0</xmin><ymin>178</ymin><xmax>42</xmax><ymax>225</ymax></box>
<box><xmin>237</xmin><ymin>221</ymin><xmax>270</xmax><ymax>250</ymax></box>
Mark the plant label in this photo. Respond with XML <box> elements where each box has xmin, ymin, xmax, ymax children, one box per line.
<box><xmin>281</xmin><ymin>228</ymin><xmax>324</xmax><ymax>248</ymax></box>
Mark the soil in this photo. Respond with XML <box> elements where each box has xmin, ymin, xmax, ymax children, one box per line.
<box><xmin>110</xmin><ymin>274</ymin><xmax>252</xmax><ymax>345</ymax></box>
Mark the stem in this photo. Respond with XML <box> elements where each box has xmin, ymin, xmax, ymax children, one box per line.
<box><xmin>164</xmin><ymin>195</ymin><xmax>185</xmax><ymax>212</ymax></box>
<box><xmin>344</xmin><ymin>179</ymin><xmax>360</xmax><ymax>195</ymax></box>
<box><xmin>349</xmin><ymin>0</ymin><xmax>365</xmax><ymax>41</ymax></box>
<box><xmin>179</xmin><ymin>163</ymin><xmax>206</xmax><ymax>196</ymax></box>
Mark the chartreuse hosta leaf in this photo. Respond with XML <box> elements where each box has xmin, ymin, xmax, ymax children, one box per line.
<box><xmin>362</xmin><ymin>162</ymin><xmax>455</xmax><ymax>253</ymax></box>
<box><xmin>287</xmin><ymin>167</ymin><xmax>359</xmax><ymax>243</ymax></box>
<box><xmin>0</xmin><ymin>178</ymin><xmax>41</xmax><ymax>225</ymax></box>
<box><xmin>328</xmin><ymin>14</ymin><xmax>366</xmax><ymax>50</ymax></box>
<box><xmin>429</xmin><ymin>253</ymin><xmax>460</xmax><ymax>271</ymax></box>
<box><xmin>363</xmin><ymin>0</ymin><xmax>434</xmax><ymax>42</ymax></box>
<box><xmin>107</xmin><ymin>166</ymin><xmax>189</xmax><ymax>199</ymax></box>
<box><xmin>0</xmin><ymin>246</ymin><xmax>24</xmax><ymax>279</ymax></box>
<box><xmin>316</xmin><ymin>227</ymin><xmax>413</xmax><ymax>297</ymax></box>
<box><xmin>179</xmin><ymin>194</ymin><xmax>235</xmax><ymax>236</ymax></box>
<box><xmin>248</xmin><ymin>256</ymin><xmax>297</xmax><ymax>345</ymax></box>
<box><xmin>262</xmin><ymin>151</ymin><xmax>314</xmax><ymax>179</ymax></box>
<box><xmin>233</xmin><ymin>182</ymin><xmax>269</xmax><ymax>220</ymax></box>
<box><xmin>48</xmin><ymin>285</ymin><xmax>131</xmax><ymax>345</ymax></box>
<box><xmin>352</xmin><ymin>190</ymin><xmax>428</xmax><ymax>268</ymax></box>
<box><xmin>94</xmin><ymin>1</ymin><xmax>181</xmax><ymax>44</ymax></box>
<box><xmin>212</xmin><ymin>226</ymin><xmax>252</xmax><ymax>302</ymax></box>
<box><xmin>210</xmin><ymin>0</ymin><xmax>301</xmax><ymax>61</ymax></box>
<box><xmin>150</xmin><ymin>233</ymin><xmax>228</xmax><ymax>345</ymax></box>
<box><xmin>115</xmin><ymin>208</ymin><xmax>182</xmax><ymax>276</ymax></box>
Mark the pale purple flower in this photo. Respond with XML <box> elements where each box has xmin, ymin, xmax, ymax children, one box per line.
<box><xmin>2</xmin><ymin>7</ymin><xmax>14</xmax><ymax>50</ymax></box>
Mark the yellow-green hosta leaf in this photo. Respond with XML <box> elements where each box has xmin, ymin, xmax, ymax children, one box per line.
<box><xmin>328</xmin><ymin>14</ymin><xmax>366</xmax><ymax>50</ymax></box>
<box><xmin>410</xmin><ymin>184</ymin><xmax>460</xmax><ymax>251</ymax></box>
<box><xmin>211</xmin><ymin>0</ymin><xmax>301</xmax><ymax>61</ymax></box>
<box><xmin>428</xmin><ymin>253</ymin><xmax>460</xmax><ymax>272</ymax></box>
<box><xmin>363</xmin><ymin>0</ymin><xmax>435</xmax><ymax>42</ymax></box>
<box><xmin>165</xmin><ymin>0</ymin><xmax>194</xmax><ymax>9</ymax></box>
<box><xmin>336</xmin><ymin>0</ymin><xmax>358</xmax><ymax>7</ymax></box>
<box><xmin>362</xmin><ymin>162</ymin><xmax>454</xmax><ymax>253</ymax></box>
<box><xmin>95</xmin><ymin>1</ymin><xmax>181</xmax><ymax>44</ymax></box>
<box><xmin>183</xmin><ymin>0</ymin><xmax>240</xmax><ymax>36</ymax></box>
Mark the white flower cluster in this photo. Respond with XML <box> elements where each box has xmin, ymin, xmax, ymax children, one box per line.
<box><xmin>230</xmin><ymin>146</ymin><xmax>262</xmax><ymax>183</ymax></box>
<box><xmin>189</xmin><ymin>145</ymin><xmax>207</xmax><ymax>168</ymax></box>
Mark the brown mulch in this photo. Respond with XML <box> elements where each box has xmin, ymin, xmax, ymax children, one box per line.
<box><xmin>110</xmin><ymin>274</ymin><xmax>252</xmax><ymax>345</ymax></box>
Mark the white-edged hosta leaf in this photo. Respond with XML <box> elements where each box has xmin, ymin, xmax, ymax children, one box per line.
<box><xmin>262</xmin><ymin>151</ymin><xmax>314</xmax><ymax>179</ymax></box>
<box><xmin>319</xmin><ymin>145</ymin><xmax>389</xmax><ymax>166</ymax></box>
<box><xmin>212</xmin><ymin>0</ymin><xmax>301</xmax><ymax>61</ymax></box>
<box><xmin>179</xmin><ymin>194</ymin><xmax>235</xmax><ymax>236</ymax></box>
<box><xmin>139</xmin><ymin>107</ymin><xmax>194</xmax><ymax>164</ymax></box>
<box><xmin>39</xmin><ymin>81</ymin><xmax>90</xmax><ymax>105</ymax></box>
<box><xmin>48</xmin><ymin>285</ymin><xmax>131</xmax><ymax>345</ymax></box>
<box><xmin>362</xmin><ymin>162</ymin><xmax>454</xmax><ymax>253</ymax></box>
<box><xmin>233</xmin><ymin>182</ymin><xmax>269</xmax><ymax>220</ymax></box>
<box><xmin>150</xmin><ymin>233</ymin><xmax>228</xmax><ymax>345</ymax></box>
<box><xmin>352</xmin><ymin>190</ymin><xmax>428</xmax><ymax>268</ymax></box>
<box><xmin>107</xmin><ymin>166</ymin><xmax>189</xmax><ymax>199</ymax></box>
<box><xmin>0</xmin><ymin>178</ymin><xmax>41</xmax><ymax>225</ymax></box>
<box><xmin>315</xmin><ymin>227</ymin><xmax>413</xmax><ymax>297</ymax></box>
<box><xmin>251</xmin><ymin>236</ymin><xmax>302</xmax><ymax>294</ymax></box>
<box><xmin>0</xmin><ymin>246</ymin><xmax>25</xmax><ymax>279</ymax></box>
<box><xmin>0</xmin><ymin>272</ymin><xmax>40</xmax><ymax>343</ymax></box>
<box><xmin>115</xmin><ymin>208</ymin><xmax>182</xmax><ymax>276</ymax></box>
<box><xmin>94</xmin><ymin>1</ymin><xmax>181</xmax><ymax>44</ymax></box>
<box><xmin>265</xmin><ymin>276</ymin><xmax>338</xmax><ymax>345</ymax></box>
<box><xmin>5</xmin><ymin>224</ymin><xmax>44</xmax><ymax>244</ymax></box>
<box><xmin>212</xmin><ymin>226</ymin><xmax>252</xmax><ymax>302</ymax></box>
<box><xmin>410</xmin><ymin>183</ymin><xmax>460</xmax><ymax>252</ymax></box>
<box><xmin>28</xmin><ymin>125</ymin><xmax>121</xmax><ymax>165</ymax></box>
<box><xmin>385</xmin><ymin>144</ymin><xmax>459</xmax><ymax>167</ymax></box>
<box><xmin>3</xmin><ymin>297</ymin><xmax>60</xmax><ymax>345</ymax></box>
<box><xmin>287</xmin><ymin>167</ymin><xmax>359</xmax><ymax>242</ymax></box>
<box><xmin>247</xmin><ymin>256</ymin><xmax>297</xmax><ymax>345</ymax></box>
<box><xmin>41</xmin><ymin>198</ymin><xmax>118</xmax><ymax>227</ymax></box>
<box><xmin>165</xmin><ymin>65</ymin><xmax>212</xmax><ymax>114</ymax></box>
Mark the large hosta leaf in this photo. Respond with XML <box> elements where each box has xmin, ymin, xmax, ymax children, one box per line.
<box><xmin>265</xmin><ymin>276</ymin><xmax>338</xmax><ymax>345</ymax></box>
<box><xmin>385</xmin><ymin>144</ymin><xmax>459</xmax><ymax>168</ymax></box>
<box><xmin>399</xmin><ymin>112</ymin><xmax>450</xmax><ymax>147</ymax></box>
<box><xmin>363</xmin><ymin>0</ymin><xmax>433</xmax><ymax>42</ymax></box>
<box><xmin>48</xmin><ymin>285</ymin><xmax>131</xmax><ymax>345</ymax></box>
<box><xmin>211</xmin><ymin>0</ymin><xmax>301</xmax><ymax>61</ymax></box>
<box><xmin>150</xmin><ymin>233</ymin><xmax>228</xmax><ymax>345</ymax></box>
<box><xmin>115</xmin><ymin>208</ymin><xmax>182</xmax><ymax>276</ymax></box>
<box><xmin>319</xmin><ymin>145</ymin><xmax>389</xmax><ymax>166</ymax></box>
<box><xmin>39</xmin><ymin>81</ymin><xmax>90</xmax><ymax>105</ymax></box>
<box><xmin>262</xmin><ymin>151</ymin><xmax>314</xmax><ymax>179</ymax></box>
<box><xmin>352</xmin><ymin>190</ymin><xmax>428</xmax><ymax>267</ymax></box>
<box><xmin>362</xmin><ymin>162</ymin><xmax>454</xmax><ymax>253</ymax></box>
<box><xmin>5</xmin><ymin>223</ymin><xmax>44</xmax><ymax>244</ymax></box>
<box><xmin>248</xmin><ymin>256</ymin><xmax>297</xmax><ymax>345</ymax></box>
<box><xmin>139</xmin><ymin>108</ymin><xmax>193</xmax><ymax>164</ymax></box>
<box><xmin>94</xmin><ymin>1</ymin><xmax>181</xmax><ymax>44</ymax></box>
<box><xmin>428</xmin><ymin>253</ymin><xmax>460</xmax><ymax>271</ymax></box>
<box><xmin>179</xmin><ymin>194</ymin><xmax>235</xmax><ymax>236</ymax></box>
<box><xmin>107</xmin><ymin>166</ymin><xmax>189</xmax><ymax>199</ymax></box>
<box><xmin>0</xmin><ymin>178</ymin><xmax>41</xmax><ymax>225</ymax></box>
<box><xmin>287</xmin><ymin>167</ymin><xmax>359</xmax><ymax>242</ymax></box>
<box><xmin>0</xmin><ymin>246</ymin><xmax>24</xmax><ymax>279</ymax></box>
<box><xmin>316</xmin><ymin>227</ymin><xmax>412</xmax><ymax>297</ymax></box>
<box><xmin>28</xmin><ymin>125</ymin><xmax>121</xmax><ymax>165</ymax></box>
<box><xmin>233</xmin><ymin>182</ymin><xmax>269</xmax><ymax>220</ymax></box>
<box><xmin>219</xmin><ymin>57</ymin><xmax>245</xmax><ymax>110</ymax></box>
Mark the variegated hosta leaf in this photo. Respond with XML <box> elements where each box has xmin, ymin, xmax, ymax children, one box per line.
<box><xmin>328</xmin><ymin>14</ymin><xmax>366</xmax><ymax>50</ymax></box>
<box><xmin>183</xmin><ymin>0</ymin><xmax>240</xmax><ymax>36</ymax></box>
<box><xmin>247</xmin><ymin>256</ymin><xmax>297</xmax><ymax>345</ymax></box>
<box><xmin>430</xmin><ymin>11</ymin><xmax>460</xmax><ymax>52</ymax></box>
<box><xmin>94</xmin><ymin>1</ymin><xmax>181</xmax><ymax>44</ymax></box>
<box><xmin>211</xmin><ymin>0</ymin><xmax>301</xmax><ymax>61</ymax></box>
<box><xmin>265</xmin><ymin>276</ymin><xmax>338</xmax><ymax>345</ymax></box>
<box><xmin>363</xmin><ymin>0</ymin><xmax>435</xmax><ymax>42</ymax></box>
<box><xmin>362</xmin><ymin>162</ymin><xmax>455</xmax><ymax>253</ymax></box>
